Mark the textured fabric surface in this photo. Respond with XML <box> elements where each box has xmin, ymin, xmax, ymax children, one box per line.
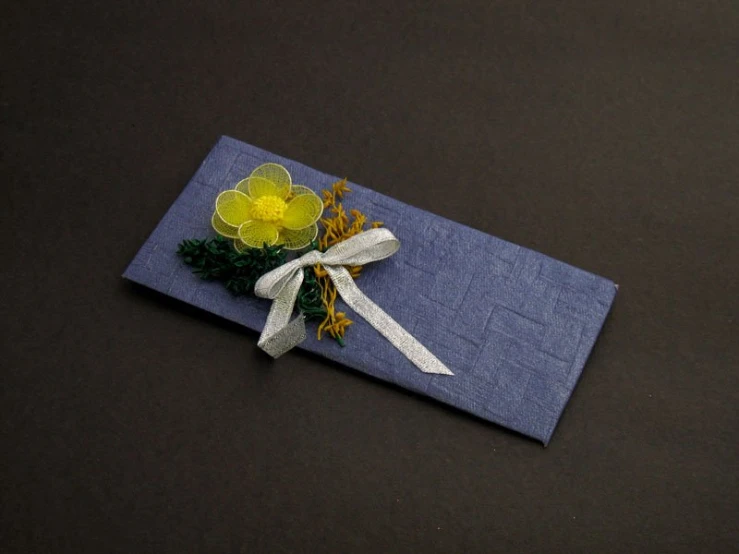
<box><xmin>124</xmin><ymin>137</ymin><xmax>616</xmax><ymax>444</ymax></box>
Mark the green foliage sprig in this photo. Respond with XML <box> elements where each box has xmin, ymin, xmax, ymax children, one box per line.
<box><xmin>177</xmin><ymin>236</ymin><xmax>285</xmax><ymax>295</ymax></box>
<box><xmin>176</xmin><ymin>237</ymin><xmax>326</xmax><ymax>321</ymax></box>
<box><xmin>296</xmin><ymin>266</ymin><xmax>326</xmax><ymax>321</ymax></box>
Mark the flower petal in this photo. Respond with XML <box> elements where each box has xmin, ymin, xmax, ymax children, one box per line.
<box><xmin>211</xmin><ymin>211</ymin><xmax>240</xmax><ymax>238</ymax></box>
<box><xmin>250</xmin><ymin>163</ymin><xmax>291</xmax><ymax>190</ymax></box>
<box><xmin>278</xmin><ymin>223</ymin><xmax>318</xmax><ymax>250</ymax></box>
<box><xmin>247</xmin><ymin>176</ymin><xmax>290</xmax><ymax>200</ymax></box>
<box><xmin>216</xmin><ymin>190</ymin><xmax>253</xmax><ymax>226</ymax></box>
<box><xmin>234</xmin><ymin>178</ymin><xmax>252</xmax><ymax>197</ymax></box>
<box><xmin>287</xmin><ymin>184</ymin><xmax>316</xmax><ymax>198</ymax></box>
<box><xmin>238</xmin><ymin>220</ymin><xmax>280</xmax><ymax>248</ymax></box>
<box><xmin>282</xmin><ymin>192</ymin><xmax>324</xmax><ymax>230</ymax></box>
<box><xmin>233</xmin><ymin>238</ymin><xmax>249</xmax><ymax>253</ymax></box>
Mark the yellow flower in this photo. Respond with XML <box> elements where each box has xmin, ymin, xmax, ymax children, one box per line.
<box><xmin>211</xmin><ymin>163</ymin><xmax>324</xmax><ymax>251</ymax></box>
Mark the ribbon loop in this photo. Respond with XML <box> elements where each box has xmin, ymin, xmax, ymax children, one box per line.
<box><xmin>253</xmin><ymin>228</ymin><xmax>454</xmax><ymax>376</ymax></box>
<box><xmin>319</xmin><ymin>227</ymin><xmax>400</xmax><ymax>266</ymax></box>
<box><xmin>254</xmin><ymin>250</ymin><xmax>321</xmax><ymax>299</ymax></box>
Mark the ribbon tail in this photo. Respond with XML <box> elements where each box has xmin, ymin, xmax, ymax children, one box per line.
<box><xmin>325</xmin><ymin>266</ymin><xmax>454</xmax><ymax>376</ymax></box>
<box><xmin>257</xmin><ymin>270</ymin><xmax>307</xmax><ymax>358</ymax></box>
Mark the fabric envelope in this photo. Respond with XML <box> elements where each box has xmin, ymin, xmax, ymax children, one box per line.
<box><xmin>124</xmin><ymin>136</ymin><xmax>617</xmax><ymax>444</ymax></box>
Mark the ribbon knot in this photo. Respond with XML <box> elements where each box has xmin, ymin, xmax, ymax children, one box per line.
<box><xmin>254</xmin><ymin>228</ymin><xmax>453</xmax><ymax>375</ymax></box>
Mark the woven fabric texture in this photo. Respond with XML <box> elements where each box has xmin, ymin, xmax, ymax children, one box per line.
<box><xmin>124</xmin><ymin>136</ymin><xmax>617</xmax><ymax>444</ymax></box>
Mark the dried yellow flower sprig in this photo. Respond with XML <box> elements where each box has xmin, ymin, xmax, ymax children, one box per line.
<box><xmin>315</xmin><ymin>178</ymin><xmax>382</xmax><ymax>344</ymax></box>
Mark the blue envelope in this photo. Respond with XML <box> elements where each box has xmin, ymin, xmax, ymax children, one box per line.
<box><xmin>124</xmin><ymin>136</ymin><xmax>617</xmax><ymax>444</ymax></box>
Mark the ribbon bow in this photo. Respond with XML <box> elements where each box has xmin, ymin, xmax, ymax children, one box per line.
<box><xmin>254</xmin><ymin>228</ymin><xmax>454</xmax><ymax>375</ymax></box>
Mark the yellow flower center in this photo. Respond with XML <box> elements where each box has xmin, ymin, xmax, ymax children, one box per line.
<box><xmin>251</xmin><ymin>195</ymin><xmax>287</xmax><ymax>223</ymax></box>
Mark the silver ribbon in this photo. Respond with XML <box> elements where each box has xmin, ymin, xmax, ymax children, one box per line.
<box><xmin>253</xmin><ymin>228</ymin><xmax>454</xmax><ymax>375</ymax></box>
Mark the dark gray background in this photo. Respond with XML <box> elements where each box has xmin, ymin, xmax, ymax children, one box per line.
<box><xmin>2</xmin><ymin>1</ymin><xmax>737</xmax><ymax>552</ymax></box>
